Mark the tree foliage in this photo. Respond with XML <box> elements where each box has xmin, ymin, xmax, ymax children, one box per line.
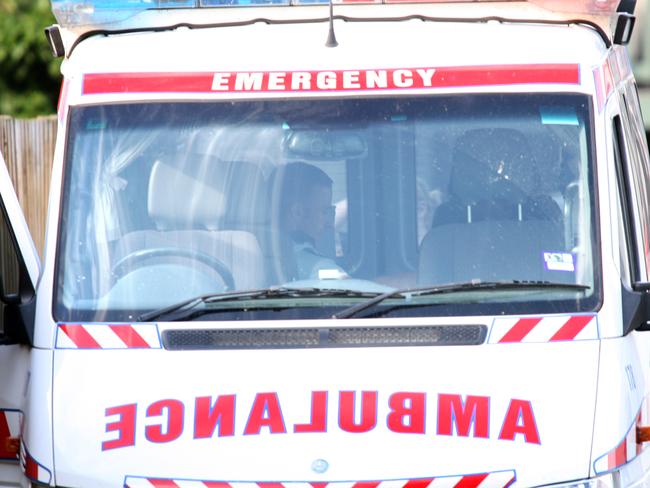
<box><xmin>0</xmin><ymin>0</ymin><xmax>62</xmax><ymax>117</ymax></box>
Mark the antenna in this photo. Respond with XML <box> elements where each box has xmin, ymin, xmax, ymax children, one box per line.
<box><xmin>325</xmin><ymin>0</ymin><xmax>338</xmax><ymax>48</ymax></box>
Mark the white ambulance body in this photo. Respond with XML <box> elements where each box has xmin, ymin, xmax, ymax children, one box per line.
<box><xmin>0</xmin><ymin>0</ymin><xmax>648</xmax><ymax>486</ymax></box>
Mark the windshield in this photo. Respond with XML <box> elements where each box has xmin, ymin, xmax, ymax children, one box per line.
<box><xmin>55</xmin><ymin>94</ymin><xmax>598</xmax><ymax>321</ymax></box>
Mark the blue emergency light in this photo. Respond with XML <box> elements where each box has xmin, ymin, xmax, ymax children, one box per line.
<box><xmin>50</xmin><ymin>0</ymin><xmax>293</xmax><ymax>25</ymax></box>
<box><xmin>51</xmin><ymin>0</ymin><xmax>187</xmax><ymax>26</ymax></box>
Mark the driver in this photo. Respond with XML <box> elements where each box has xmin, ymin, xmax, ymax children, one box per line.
<box><xmin>276</xmin><ymin>162</ymin><xmax>347</xmax><ymax>281</ymax></box>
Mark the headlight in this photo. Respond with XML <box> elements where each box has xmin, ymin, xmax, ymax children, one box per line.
<box><xmin>538</xmin><ymin>472</ymin><xmax>618</xmax><ymax>488</ymax></box>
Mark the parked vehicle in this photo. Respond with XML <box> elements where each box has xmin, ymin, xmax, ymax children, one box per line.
<box><xmin>0</xmin><ymin>0</ymin><xmax>647</xmax><ymax>486</ymax></box>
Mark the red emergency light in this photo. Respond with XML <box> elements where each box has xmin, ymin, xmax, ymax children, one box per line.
<box><xmin>527</xmin><ymin>0</ymin><xmax>623</xmax><ymax>14</ymax></box>
<box><xmin>378</xmin><ymin>0</ymin><xmax>627</xmax><ymax>14</ymax></box>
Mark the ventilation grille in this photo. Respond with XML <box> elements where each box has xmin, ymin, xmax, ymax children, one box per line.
<box><xmin>162</xmin><ymin>325</ymin><xmax>486</xmax><ymax>350</ymax></box>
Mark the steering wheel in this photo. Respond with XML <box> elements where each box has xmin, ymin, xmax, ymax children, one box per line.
<box><xmin>112</xmin><ymin>247</ymin><xmax>236</xmax><ymax>291</ymax></box>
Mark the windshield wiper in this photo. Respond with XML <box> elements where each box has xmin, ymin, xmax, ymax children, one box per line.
<box><xmin>140</xmin><ymin>280</ymin><xmax>590</xmax><ymax>322</ymax></box>
<box><xmin>332</xmin><ymin>280</ymin><xmax>591</xmax><ymax>319</ymax></box>
<box><xmin>138</xmin><ymin>287</ymin><xmax>382</xmax><ymax>322</ymax></box>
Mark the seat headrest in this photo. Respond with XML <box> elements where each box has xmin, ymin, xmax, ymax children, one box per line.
<box><xmin>450</xmin><ymin>129</ymin><xmax>537</xmax><ymax>203</ymax></box>
<box><xmin>148</xmin><ymin>160</ymin><xmax>226</xmax><ymax>230</ymax></box>
<box><xmin>220</xmin><ymin>160</ymin><xmax>267</xmax><ymax>226</ymax></box>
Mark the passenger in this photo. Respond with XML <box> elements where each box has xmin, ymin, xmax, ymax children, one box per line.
<box><xmin>333</xmin><ymin>197</ymin><xmax>348</xmax><ymax>258</ymax></box>
<box><xmin>277</xmin><ymin>162</ymin><xmax>348</xmax><ymax>281</ymax></box>
<box><xmin>416</xmin><ymin>177</ymin><xmax>444</xmax><ymax>245</ymax></box>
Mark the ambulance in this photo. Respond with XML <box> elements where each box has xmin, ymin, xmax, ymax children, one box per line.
<box><xmin>0</xmin><ymin>0</ymin><xmax>647</xmax><ymax>486</ymax></box>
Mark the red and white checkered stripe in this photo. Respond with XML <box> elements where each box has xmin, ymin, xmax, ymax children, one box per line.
<box><xmin>20</xmin><ymin>443</ymin><xmax>51</xmax><ymax>484</ymax></box>
<box><xmin>594</xmin><ymin>399</ymin><xmax>650</xmax><ymax>474</ymax></box>
<box><xmin>56</xmin><ymin>323</ymin><xmax>161</xmax><ymax>349</ymax></box>
<box><xmin>124</xmin><ymin>472</ymin><xmax>516</xmax><ymax>488</ymax></box>
<box><xmin>489</xmin><ymin>315</ymin><xmax>597</xmax><ymax>344</ymax></box>
<box><xmin>0</xmin><ymin>410</ymin><xmax>21</xmax><ymax>460</ymax></box>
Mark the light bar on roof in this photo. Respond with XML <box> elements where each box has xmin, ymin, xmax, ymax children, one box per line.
<box><xmin>50</xmin><ymin>0</ymin><xmax>625</xmax><ymax>28</ymax></box>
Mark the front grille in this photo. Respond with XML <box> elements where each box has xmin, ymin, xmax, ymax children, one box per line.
<box><xmin>162</xmin><ymin>324</ymin><xmax>486</xmax><ymax>350</ymax></box>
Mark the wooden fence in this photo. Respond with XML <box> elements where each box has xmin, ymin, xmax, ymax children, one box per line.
<box><xmin>0</xmin><ymin>116</ymin><xmax>56</xmax><ymax>258</ymax></box>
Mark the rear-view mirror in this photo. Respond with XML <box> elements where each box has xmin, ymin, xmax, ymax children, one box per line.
<box><xmin>283</xmin><ymin>130</ymin><xmax>368</xmax><ymax>161</ymax></box>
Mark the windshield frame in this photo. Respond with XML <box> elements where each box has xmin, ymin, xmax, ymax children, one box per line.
<box><xmin>52</xmin><ymin>92</ymin><xmax>603</xmax><ymax>322</ymax></box>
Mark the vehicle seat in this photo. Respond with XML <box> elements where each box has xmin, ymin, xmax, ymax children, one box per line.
<box><xmin>113</xmin><ymin>160</ymin><xmax>265</xmax><ymax>290</ymax></box>
<box><xmin>418</xmin><ymin>128</ymin><xmax>565</xmax><ymax>285</ymax></box>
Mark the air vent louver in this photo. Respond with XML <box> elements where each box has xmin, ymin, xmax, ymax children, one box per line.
<box><xmin>163</xmin><ymin>325</ymin><xmax>486</xmax><ymax>350</ymax></box>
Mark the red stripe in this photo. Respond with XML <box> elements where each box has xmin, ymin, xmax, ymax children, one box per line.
<box><xmin>147</xmin><ymin>480</ymin><xmax>181</xmax><ymax>488</ymax></box>
<box><xmin>310</xmin><ymin>484</ymin><xmax>328</xmax><ymax>488</ymax></box>
<box><xmin>24</xmin><ymin>453</ymin><xmax>39</xmax><ymax>481</ymax></box>
<box><xmin>57</xmin><ymin>79</ymin><xmax>70</xmax><ymax>124</ymax></box>
<box><xmin>426</xmin><ymin>64</ymin><xmax>578</xmax><ymax>87</ymax></box>
<box><xmin>603</xmin><ymin>60</ymin><xmax>614</xmax><ymax>99</ymax></box>
<box><xmin>608</xmin><ymin>440</ymin><xmax>627</xmax><ymax>469</ymax></box>
<box><xmin>593</xmin><ymin>66</ymin><xmax>604</xmax><ymax>112</ymax></box>
<box><xmin>454</xmin><ymin>474</ymin><xmax>490</xmax><ymax>488</ymax></box>
<box><xmin>84</xmin><ymin>72</ymin><xmax>214</xmax><ymax>94</ymax></box>
<box><xmin>352</xmin><ymin>483</ymin><xmax>381</xmax><ymax>488</ymax></box>
<box><xmin>257</xmin><ymin>483</ymin><xmax>286</xmax><ymax>488</ymax></box>
<box><xmin>204</xmin><ymin>483</ymin><xmax>233</xmax><ymax>488</ymax></box>
<box><xmin>59</xmin><ymin>324</ymin><xmax>101</xmax><ymax>349</ymax></box>
<box><xmin>83</xmin><ymin>65</ymin><xmax>579</xmax><ymax>95</ymax></box>
<box><xmin>638</xmin><ymin>412</ymin><xmax>644</xmax><ymax>456</ymax></box>
<box><xmin>0</xmin><ymin>412</ymin><xmax>16</xmax><ymax>459</ymax></box>
<box><xmin>403</xmin><ymin>479</ymin><xmax>434</xmax><ymax>488</ymax></box>
<box><xmin>109</xmin><ymin>325</ymin><xmax>150</xmax><ymax>348</ymax></box>
<box><xmin>498</xmin><ymin>318</ymin><xmax>542</xmax><ymax>343</ymax></box>
<box><xmin>549</xmin><ymin>316</ymin><xmax>593</xmax><ymax>341</ymax></box>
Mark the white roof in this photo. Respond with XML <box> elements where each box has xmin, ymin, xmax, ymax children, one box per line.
<box><xmin>66</xmin><ymin>14</ymin><xmax>607</xmax><ymax>76</ymax></box>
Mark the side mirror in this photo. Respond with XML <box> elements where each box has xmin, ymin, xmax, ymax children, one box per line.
<box><xmin>626</xmin><ymin>283</ymin><xmax>650</xmax><ymax>332</ymax></box>
<box><xmin>613</xmin><ymin>13</ymin><xmax>636</xmax><ymax>46</ymax></box>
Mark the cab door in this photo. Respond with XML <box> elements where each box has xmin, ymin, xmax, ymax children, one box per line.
<box><xmin>0</xmin><ymin>149</ymin><xmax>40</xmax><ymax>484</ymax></box>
